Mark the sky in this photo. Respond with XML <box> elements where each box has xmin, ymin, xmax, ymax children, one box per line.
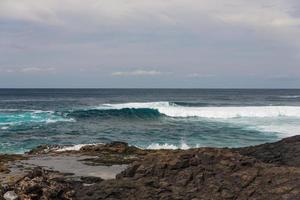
<box><xmin>0</xmin><ymin>0</ymin><xmax>300</xmax><ymax>88</ymax></box>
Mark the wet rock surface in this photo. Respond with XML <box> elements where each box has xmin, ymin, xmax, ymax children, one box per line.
<box><xmin>27</xmin><ymin>142</ymin><xmax>149</xmax><ymax>166</ymax></box>
<box><xmin>1</xmin><ymin>136</ymin><xmax>300</xmax><ymax>200</ymax></box>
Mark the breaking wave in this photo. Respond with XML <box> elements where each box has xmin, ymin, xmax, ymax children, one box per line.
<box><xmin>92</xmin><ymin>102</ymin><xmax>300</xmax><ymax>119</ymax></box>
<box><xmin>68</xmin><ymin>108</ymin><xmax>162</xmax><ymax>119</ymax></box>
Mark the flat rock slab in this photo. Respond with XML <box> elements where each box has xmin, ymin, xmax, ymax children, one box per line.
<box><xmin>20</xmin><ymin>155</ymin><xmax>127</xmax><ymax>179</ymax></box>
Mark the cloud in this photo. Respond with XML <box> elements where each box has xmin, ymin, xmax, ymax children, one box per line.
<box><xmin>187</xmin><ymin>73</ymin><xmax>216</xmax><ymax>78</ymax></box>
<box><xmin>0</xmin><ymin>0</ymin><xmax>173</xmax><ymax>27</ymax></box>
<box><xmin>112</xmin><ymin>70</ymin><xmax>162</xmax><ymax>77</ymax></box>
<box><xmin>0</xmin><ymin>67</ymin><xmax>56</xmax><ymax>73</ymax></box>
<box><xmin>1</xmin><ymin>0</ymin><xmax>300</xmax><ymax>50</ymax></box>
<box><xmin>1</xmin><ymin>0</ymin><xmax>300</xmax><ymax>88</ymax></box>
<box><xmin>0</xmin><ymin>68</ymin><xmax>15</xmax><ymax>73</ymax></box>
<box><xmin>1</xmin><ymin>0</ymin><xmax>300</xmax><ymax>40</ymax></box>
<box><xmin>20</xmin><ymin>67</ymin><xmax>56</xmax><ymax>73</ymax></box>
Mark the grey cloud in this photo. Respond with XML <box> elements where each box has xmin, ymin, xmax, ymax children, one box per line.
<box><xmin>20</xmin><ymin>67</ymin><xmax>56</xmax><ymax>73</ymax></box>
<box><xmin>0</xmin><ymin>67</ymin><xmax>56</xmax><ymax>74</ymax></box>
<box><xmin>112</xmin><ymin>70</ymin><xmax>162</xmax><ymax>77</ymax></box>
<box><xmin>0</xmin><ymin>0</ymin><xmax>300</xmax><ymax>88</ymax></box>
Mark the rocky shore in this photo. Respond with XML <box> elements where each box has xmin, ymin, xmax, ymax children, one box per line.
<box><xmin>0</xmin><ymin>136</ymin><xmax>300</xmax><ymax>200</ymax></box>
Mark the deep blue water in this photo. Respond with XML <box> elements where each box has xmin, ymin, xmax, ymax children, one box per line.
<box><xmin>1</xmin><ymin>89</ymin><xmax>300</xmax><ymax>153</ymax></box>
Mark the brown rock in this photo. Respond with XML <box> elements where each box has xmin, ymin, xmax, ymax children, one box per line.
<box><xmin>3</xmin><ymin>136</ymin><xmax>300</xmax><ymax>200</ymax></box>
<box><xmin>76</xmin><ymin>147</ymin><xmax>300</xmax><ymax>199</ymax></box>
<box><xmin>14</xmin><ymin>167</ymin><xmax>75</xmax><ymax>200</ymax></box>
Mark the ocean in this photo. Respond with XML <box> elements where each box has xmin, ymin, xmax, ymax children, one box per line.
<box><xmin>0</xmin><ymin>89</ymin><xmax>300</xmax><ymax>153</ymax></box>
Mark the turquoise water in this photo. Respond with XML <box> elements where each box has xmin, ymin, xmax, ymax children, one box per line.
<box><xmin>0</xmin><ymin>89</ymin><xmax>300</xmax><ymax>153</ymax></box>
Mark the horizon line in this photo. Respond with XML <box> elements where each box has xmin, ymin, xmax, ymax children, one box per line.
<box><xmin>0</xmin><ymin>88</ymin><xmax>299</xmax><ymax>90</ymax></box>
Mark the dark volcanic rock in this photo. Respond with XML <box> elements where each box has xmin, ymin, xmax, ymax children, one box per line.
<box><xmin>236</xmin><ymin>135</ymin><xmax>300</xmax><ymax>167</ymax></box>
<box><xmin>14</xmin><ymin>167</ymin><xmax>76</xmax><ymax>200</ymax></box>
<box><xmin>2</xmin><ymin>136</ymin><xmax>300</xmax><ymax>200</ymax></box>
<box><xmin>78</xmin><ymin>142</ymin><xmax>148</xmax><ymax>166</ymax></box>
<box><xmin>76</xmin><ymin>148</ymin><xmax>300</xmax><ymax>200</ymax></box>
<box><xmin>80</xmin><ymin>142</ymin><xmax>143</xmax><ymax>154</ymax></box>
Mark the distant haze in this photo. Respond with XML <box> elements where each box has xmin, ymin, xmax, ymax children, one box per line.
<box><xmin>0</xmin><ymin>0</ymin><xmax>300</xmax><ymax>88</ymax></box>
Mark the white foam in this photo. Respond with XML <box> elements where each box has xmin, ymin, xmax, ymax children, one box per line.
<box><xmin>0</xmin><ymin>122</ymin><xmax>18</xmax><ymax>126</ymax></box>
<box><xmin>101</xmin><ymin>102</ymin><xmax>170</xmax><ymax>110</ymax></box>
<box><xmin>99</xmin><ymin>102</ymin><xmax>300</xmax><ymax>118</ymax></box>
<box><xmin>33</xmin><ymin>110</ymin><xmax>54</xmax><ymax>114</ymax></box>
<box><xmin>55</xmin><ymin>143</ymin><xmax>101</xmax><ymax>152</ymax></box>
<box><xmin>258</xmin><ymin>124</ymin><xmax>300</xmax><ymax>137</ymax></box>
<box><xmin>147</xmin><ymin>143</ymin><xmax>178</xmax><ymax>150</ymax></box>
<box><xmin>0</xmin><ymin>126</ymin><xmax>9</xmax><ymax>130</ymax></box>
<box><xmin>147</xmin><ymin>141</ymin><xmax>190</xmax><ymax>150</ymax></box>
<box><xmin>46</xmin><ymin>118</ymin><xmax>75</xmax><ymax>124</ymax></box>
<box><xmin>0</xmin><ymin>109</ymin><xmax>75</xmax><ymax>125</ymax></box>
<box><xmin>217</xmin><ymin>116</ymin><xmax>300</xmax><ymax>138</ymax></box>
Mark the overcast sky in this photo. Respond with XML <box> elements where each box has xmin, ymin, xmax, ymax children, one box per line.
<box><xmin>0</xmin><ymin>0</ymin><xmax>300</xmax><ymax>88</ymax></box>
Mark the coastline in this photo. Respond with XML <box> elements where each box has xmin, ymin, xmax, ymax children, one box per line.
<box><xmin>0</xmin><ymin>136</ymin><xmax>300</xmax><ymax>200</ymax></box>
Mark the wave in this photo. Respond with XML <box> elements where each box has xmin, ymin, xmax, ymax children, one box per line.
<box><xmin>68</xmin><ymin>108</ymin><xmax>162</xmax><ymax>119</ymax></box>
<box><xmin>53</xmin><ymin>141</ymin><xmax>191</xmax><ymax>152</ymax></box>
<box><xmin>172</xmin><ymin>102</ymin><xmax>211</xmax><ymax>107</ymax></box>
<box><xmin>0</xmin><ymin>126</ymin><xmax>9</xmax><ymax>130</ymax></box>
<box><xmin>258</xmin><ymin>124</ymin><xmax>300</xmax><ymax>137</ymax></box>
<box><xmin>95</xmin><ymin>102</ymin><xmax>300</xmax><ymax>119</ymax></box>
<box><xmin>4</xmin><ymin>102</ymin><xmax>298</xmax><ymax>129</ymax></box>
<box><xmin>0</xmin><ymin>109</ymin><xmax>74</xmax><ymax>127</ymax></box>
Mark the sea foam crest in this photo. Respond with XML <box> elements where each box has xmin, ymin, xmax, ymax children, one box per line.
<box><xmin>99</xmin><ymin>102</ymin><xmax>300</xmax><ymax>118</ymax></box>
<box><xmin>55</xmin><ymin>143</ymin><xmax>100</xmax><ymax>152</ymax></box>
<box><xmin>147</xmin><ymin>141</ymin><xmax>191</xmax><ymax>150</ymax></box>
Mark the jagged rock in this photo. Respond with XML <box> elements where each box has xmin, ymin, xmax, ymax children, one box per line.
<box><xmin>14</xmin><ymin>167</ymin><xmax>75</xmax><ymax>200</ymax></box>
<box><xmin>1</xmin><ymin>136</ymin><xmax>300</xmax><ymax>199</ymax></box>
<box><xmin>79</xmin><ymin>141</ymin><xmax>145</xmax><ymax>155</ymax></box>
<box><xmin>76</xmin><ymin>148</ymin><xmax>300</xmax><ymax>200</ymax></box>
<box><xmin>78</xmin><ymin>142</ymin><xmax>148</xmax><ymax>166</ymax></box>
<box><xmin>237</xmin><ymin>135</ymin><xmax>300</xmax><ymax>166</ymax></box>
<box><xmin>3</xmin><ymin>191</ymin><xmax>18</xmax><ymax>200</ymax></box>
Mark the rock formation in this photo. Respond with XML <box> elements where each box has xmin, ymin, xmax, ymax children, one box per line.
<box><xmin>1</xmin><ymin>136</ymin><xmax>300</xmax><ymax>200</ymax></box>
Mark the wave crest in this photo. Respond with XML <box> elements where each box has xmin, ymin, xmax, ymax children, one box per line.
<box><xmin>68</xmin><ymin>108</ymin><xmax>162</xmax><ymax>119</ymax></box>
<box><xmin>96</xmin><ymin>102</ymin><xmax>300</xmax><ymax>119</ymax></box>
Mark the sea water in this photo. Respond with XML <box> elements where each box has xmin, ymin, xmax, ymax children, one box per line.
<box><xmin>0</xmin><ymin>89</ymin><xmax>299</xmax><ymax>153</ymax></box>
